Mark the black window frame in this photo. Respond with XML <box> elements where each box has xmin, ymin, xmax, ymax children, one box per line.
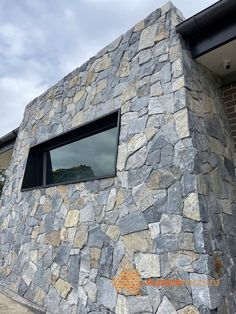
<box><xmin>21</xmin><ymin>109</ymin><xmax>120</xmax><ymax>191</ymax></box>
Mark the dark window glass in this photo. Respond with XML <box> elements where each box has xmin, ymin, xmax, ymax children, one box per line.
<box><xmin>21</xmin><ymin>110</ymin><xmax>120</xmax><ymax>190</ymax></box>
<box><xmin>46</xmin><ymin>127</ymin><xmax>118</xmax><ymax>185</ymax></box>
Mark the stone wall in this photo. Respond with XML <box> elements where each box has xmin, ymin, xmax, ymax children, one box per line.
<box><xmin>0</xmin><ymin>1</ymin><xmax>236</xmax><ymax>314</ymax></box>
<box><xmin>182</xmin><ymin>44</ymin><xmax>236</xmax><ymax>312</ymax></box>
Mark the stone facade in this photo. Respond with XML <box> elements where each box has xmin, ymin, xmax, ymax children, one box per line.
<box><xmin>0</xmin><ymin>2</ymin><xmax>236</xmax><ymax>313</ymax></box>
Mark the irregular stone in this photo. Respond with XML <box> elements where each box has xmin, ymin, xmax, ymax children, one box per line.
<box><xmin>127</xmin><ymin>296</ymin><xmax>152</xmax><ymax>313</ymax></box>
<box><xmin>99</xmin><ymin>243</ymin><xmax>113</xmax><ymax>277</ymax></box>
<box><xmin>150</xmin><ymin>81</ymin><xmax>163</xmax><ymax>97</ymax></box>
<box><xmin>97</xmin><ymin>277</ymin><xmax>117</xmax><ymax>311</ymax></box>
<box><xmin>147</xmin><ymin>167</ymin><xmax>180</xmax><ymax>189</ymax></box>
<box><xmin>190</xmin><ymin>273</ymin><xmax>220</xmax><ymax>309</ymax></box>
<box><xmin>134</xmin><ymin>253</ymin><xmax>160</xmax><ymax>278</ymax></box>
<box><xmin>107</xmin><ymin>188</ymin><xmax>117</xmax><ymax>211</ymax></box>
<box><xmin>22</xmin><ymin>262</ymin><xmax>37</xmax><ymax>286</ymax></box>
<box><xmin>183</xmin><ymin>193</ymin><xmax>201</xmax><ymax>221</ymax></box>
<box><xmin>95</xmin><ymin>54</ymin><xmax>111</xmax><ymax>72</ymax></box>
<box><xmin>90</xmin><ymin>247</ymin><xmax>101</xmax><ymax>268</ymax></box>
<box><xmin>167</xmin><ymin>183</ymin><xmax>183</xmax><ymax>214</ymax></box>
<box><xmin>117</xmin><ymin>144</ymin><xmax>128</xmax><ymax>171</ymax></box>
<box><xmin>148</xmin><ymin>222</ymin><xmax>160</xmax><ymax>239</ymax></box>
<box><xmin>45</xmin><ymin>230</ymin><xmax>61</xmax><ymax>247</ymax></box>
<box><xmin>115</xmin><ymin>294</ymin><xmax>129</xmax><ymax>314</ymax></box>
<box><xmin>105</xmin><ymin>225</ymin><xmax>120</xmax><ymax>241</ymax></box>
<box><xmin>174</xmin><ymin>108</ymin><xmax>190</xmax><ymax>139</ymax></box>
<box><xmin>73</xmin><ymin>224</ymin><xmax>88</xmax><ymax>248</ymax></box>
<box><xmin>156</xmin><ymin>296</ymin><xmax>177</xmax><ymax>314</ymax></box>
<box><xmin>68</xmin><ymin>254</ymin><xmax>80</xmax><ymax>286</ymax></box>
<box><xmin>112</xmin><ymin>240</ymin><xmax>124</xmax><ymax>275</ymax></box>
<box><xmin>132</xmin><ymin>183</ymin><xmax>156</xmax><ymax>211</ymax></box>
<box><xmin>119</xmin><ymin>212</ymin><xmax>148</xmax><ymax>235</ymax></box>
<box><xmin>88</xmin><ymin>227</ymin><xmax>107</xmax><ymax>248</ymax></box>
<box><xmin>55</xmin><ymin>278</ymin><xmax>72</xmax><ymax>299</ymax></box>
<box><xmin>54</xmin><ymin>244</ymin><xmax>70</xmax><ymax>265</ymax></box>
<box><xmin>147</xmin><ymin>286</ymin><xmax>161</xmax><ymax>312</ymax></box>
<box><xmin>80</xmin><ymin>204</ymin><xmax>95</xmax><ymax>222</ymax></box>
<box><xmin>116</xmin><ymin>51</ymin><xmax>130</xmax><ymax>77</ymax></box>
<box><xmin>127</xmin><ymin>133</ymin><xmax>147</xmax><ymax>154</ymax></box>
<box><xmin>178</xmin><ymin>305</ymin><xmax>199</xmax><ymax>314</ymax></box>
<box><xmin>154</xmin><ymin>234</ymin><xmax>178</xmax><ymax>253</ymax></box>
<box><xmin>122</xmin><ymin>230</ymin><xmax>152</xmax><ymax>257</ymax></box>
<box><xmin>64</xmin><ymin>210</ymin><xmax>80</xmax><ymax>227</ymax></box>
<box><xmin>139</xmin><ymin>24</ymin><xmax>158</xmax><ymax>51</ymax></box>
<box><xmin>178</xmin><ymin>232</ymin><xmax>194</xmax><ymax>250</ymax></box>
<box><xmin>126</xmin><ymin>146</ymin><xmax>147</xmax><ymax>169</ymax></box>
<box><xmin>172</xmin><ymin>59</ymin><xmax>183</xmax><ymax>78</ymax></box>
<box><xmin>139</xmin><ymin>49</ymin><xmax>152</xmax><ymax>65</ymax></box>
<box><xmin>160</xmin><ymin>214</ymin><xmax>182</xmax><ymax>234</ymax></box>
<box><xmin>83</xmin><ymin>280</ymin><xmax>97</xmax><ymax>302</ymax></box>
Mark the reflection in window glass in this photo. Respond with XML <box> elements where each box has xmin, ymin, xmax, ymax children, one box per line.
<box><xmin>46</xmin><ymin>127</ymin><xmax>118</xmax><ymax>184</ymax></box>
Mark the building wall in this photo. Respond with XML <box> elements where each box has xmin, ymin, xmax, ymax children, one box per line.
<box><xmin>1</xmin><ymin>2</ymin><xmax>236</xmax><ymax>314</ymax></box>
<box><xmin>182</xmin><ymin>45</ymin><xmax>236</xmax><ymax>313</ymax></box>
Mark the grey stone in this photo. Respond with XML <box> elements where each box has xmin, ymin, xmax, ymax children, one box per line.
<box><xmin>143</xmin><ymin>206</ymin><xmax>161</xmax><ymax>224</ymax></box>
<box><xmin>160</xmin><ymin>214</ymin><xmax>182</xmax><ymax>234</ymax></box>
<box><xmin>119</xmin><ymin>211</ymin><xmax>148</xmax><ymax>235</ymax></box>
<box><xmin>163</xmin><ymin>272</ymin><xmax>192</xmax><ymax>309</ymax></box>
<box><xmin>54</xmin><ymin>244</ymin><xmax>71</xmax><ymax>265</ymax></box>
<box><xmin>88</xmin><ymin>227</ymin><xmax>108</xmax><ymax>248</ymax></box>
<box><xmin>146</xmin><ymin>150</ymin><xmax>161</xmax><ymax>166</ymax></box>
<box><xmin>156</xmin><ymin>296</ymin><xmax>177</xmax><ymax>314</ymax></box>
<box><xmin>68</xmin><ymin>254</ymin><xmax>80</xmax><ymax>287</ymax></box>
<box><xmin>45</xmin><ymin>288</ymin><xmax>61</xmax><ymax>313</ymax></box>
<box><xmin>190</xmin><ymin>273</ymin><xmax>220</xmax><ymax>309</ymax></box>
<box><xmin>97</xmin><ymin>277</ymin><xmax>117</xmax><ymax>311</ymax></box>
<box><xmin>99</xmin><ymin>243</ymin><xmax>113</xmax><ymax>278</ymax></box>
<box><xmin>112</xmin><ymin>240</ymin><xmax>124</xmax><ymax>276</ymax></box>
<box><xmin>154</xmin><ymin>234</ymin><xmax>178</xmax><ymax>253</ymax></box>
<box><xmin>127</xmin><ymin>296</ymin><xmax>152</xmax><ymax>314</ymax></box>
<box><xmin>167</xmin><ymin>182</ymin><xmax>183</xmax><ymax>214</ymax></box>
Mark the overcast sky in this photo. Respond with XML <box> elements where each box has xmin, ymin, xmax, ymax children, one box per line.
<box><xmin>0</xmin><ymin>0</ymin><xmax>218</xmax><ymax>137</ymax></box>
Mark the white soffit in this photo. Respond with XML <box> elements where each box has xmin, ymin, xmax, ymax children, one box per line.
<box><xmin>196</xmin><ymin>39</ymin><xmax>236</xmax><ymax>77</ymax></box>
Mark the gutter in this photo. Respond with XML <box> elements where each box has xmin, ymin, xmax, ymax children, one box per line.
<box><xmin>176</xmin><ymin>0</ymin><xmax>236</xmax><ymax>58</ymax></box>
<box><xmin>0</xmin><ymin>127</ymin><xmax>19</xmax><ymax>154</ymax></box>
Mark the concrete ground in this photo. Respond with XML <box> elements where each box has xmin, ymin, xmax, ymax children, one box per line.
<box><xmin>0</xmin><ymin>293</ymin><xmax>34</xmax><ymax>313</ymax></box>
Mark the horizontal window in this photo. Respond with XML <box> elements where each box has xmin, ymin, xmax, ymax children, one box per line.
<box><xmin>22</xmin><ymin>110</ymin><xmax>120</xmax><ymax>190</ymax></box>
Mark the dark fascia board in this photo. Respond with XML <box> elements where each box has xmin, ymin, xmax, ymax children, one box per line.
<box><xmin>176</xmin><ymin>0</ymin><xmax>236</xmax><ymax>58</ymax></box>
<box><xmin>0</xmin><ymin>127</ymin><xmax>19</xmax><ymax>154</ymax></box>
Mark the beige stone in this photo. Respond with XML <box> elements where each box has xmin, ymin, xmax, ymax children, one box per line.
<box><xmin>116</xmin><ymin>52</ymin><xmax>130</xmax><ymax>78</ymax></box>
<box><xmin>90</xmin><ymin>247</ymin><xmax>101</xmax><ymax>268</ymax></box>
<box><xmin>122</xmin><ymin>230</ymin><xmax>152</xmax><ymax>258</ymax></box>
<box><xmin>45</xmin><ymin>230</ymin><xmax>61</xmax><ymax>246</ymax></box>
<box><xmin>73</xmin><ymin>224</ymin><xmax>88</xmax><ymax>248</ymax></box>
<box><xmin>105</xmin><ymin>225</ymin><xmax>120</xmax><ymax>241</ymax></box>
<box><xmin>150</xmin><ymin>81</ymin><xmax>163</xmax><ymax>97</ymax></box>
<box><xmin>134</xmin><ymin>253</ymin><xmax>160</xmax><ymax>278</ymax></box>
<box><xmin>64</xmin><ymin>210</ymin><xmax>80</xmax><ymax>227</ymax></box>
<box><xmin>73</xmin><ymin>90</ymin><xmax>85</xmax><ymax>103</ymax></box>
<box><xmin>139</xmin><ymin>24</ymin><xmax>158</xmax><ymax>51</ymax></box>
<box><xmin>172</xmin><ymin>76</ymin><xmax>185</xmax><ymax>91</ymax></box>
<box><xmin>133</xmin><ymin>20</ymin><xmax>145</xmax><ymax>32</ymax></box>
<box><xmin>183</xmin><ymin>193</ymin><xmax>201</xmax><ymax>221</ymax></box>
<box><xmin>116</xmin><ymin>189</ymin><xmax>125</xmax><ymax>206</ymax></box>
<box><xmin>60</xmin><ymin>228</ymin><xmax>68</xmax><ymax>242</ymax></box>
<box><xmin>128</xmin><ymin>133</ymin><xmax>147</xmax><ymax>154</ymax></box>
<box><xmin>95</xmin><ymin>54</ymin><xmax>111</xmax><ymax>72</ymax></box>
<box><xmin>178</xmin><ymin>305</ymin><xmax>199</xmax><ymax>314</ymax></box>
<box><xmin>96</xmin><ymin>79</ymin><xmax>107</xmax><ymax>93</ymax></box>
<box><xmin>55</xmin><ymin>278</ymin><xmax>72</xmax><ymax>299</ymax></box>
<box><xmin>34</xmin><ymin>287</ymin><xmax>46</xmax><ymax>305</ymax></box>
<box><xmin>174</xmin><ymin>108</ymin><xmax>190</xmax><ymax>139</ymax></box>
<box><xmin>155</xmin><ymin>21</ymin><xmax>169</xmax><ymax>42</ymax></box>
<box><xmin>122</xmin><ymin>84</ymin><xmax>136</xmax><ymax>103</ymax></box>
<box><xmin>117</xmin><ymin>144</ymin><xmax>128</xmax><ymax>171</ymax></box>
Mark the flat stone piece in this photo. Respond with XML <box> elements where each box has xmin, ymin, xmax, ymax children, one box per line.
<box><xmin>119</xmin><ymin>212</ymin><xmax>148</xmax><ymax>235</ymax></box>
<box><xmin>134</xmin><ymin>253</ymin><xmax>160</xmax><ymax>278</ymax></box>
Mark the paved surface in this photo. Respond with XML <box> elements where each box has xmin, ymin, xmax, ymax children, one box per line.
<box><xmin>0</xmin><ymin>293</ymin><xmax>33</xmax><ymax>313</ymax></box>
